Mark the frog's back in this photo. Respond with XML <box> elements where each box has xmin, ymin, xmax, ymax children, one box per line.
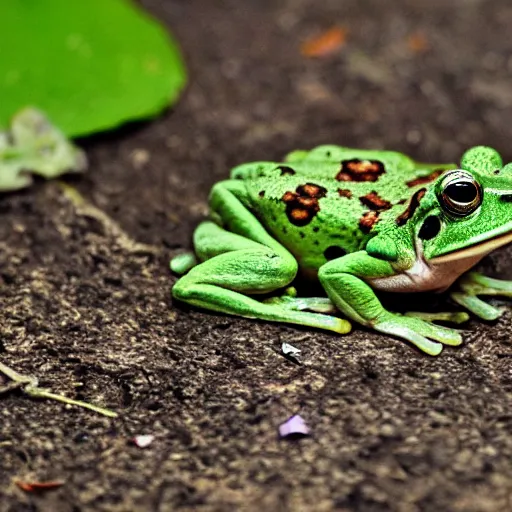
<box><xmin>230</xmin><ymin>146</ymin><xmax>453</xmax><ymax>275</ymax></box>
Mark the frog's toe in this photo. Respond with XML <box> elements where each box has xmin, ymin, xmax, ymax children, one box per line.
<box><xmin>332</xmin><ymin>318</ymin><xmax>352</xmax><ymax>334</ymax></box>
<box><xmin>263</xmin><ymin>295</ymin><xmax>336</xmax><ymax>314</ymax></box>
<box><xmin>375</xmin><ymin>320</ymin><xmax>444</xmax><ymax>355</ymax></box>
<box><xmin>404</xmin><ymin>310</ymin><xmax>470</xmax><ymax>325</ymax></box>
<box><xmin>374</xmin><ymin>314</ymin><xmax>463</xmax><ymax>355</ymax></box>
<box><xmin>448</xmin><ymin>312</ymin><xmax>471</xmax><ymax>324</ymax></box>
<box><xmin>423</xmin><ymin>322</ymin><xmax>464</xmax><ymax>346</ymax></box>
<box><xmin>170</xmin><ymin>252</ymin><xmax>198</xmax><ymax>275</ymax></box>
<box><xmin>451</xmin><ymin>272</ymin><xmax>512</xmax><ymax>320</ymax></box>
<box><xmin>450</xmin><ymin>292</ymin><xmax>505</xmax><ymax>321</ymax></box>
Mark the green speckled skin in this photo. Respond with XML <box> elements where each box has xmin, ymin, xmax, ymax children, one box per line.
<box><xmin>232</xmin><ymin>146</ymin><xmax>454</xmax><ymax>274</ymax></box>
<box><xmin>171</xmin><ymin>145</ymin><xmax>512</xmax><ymax>356</ymax></box>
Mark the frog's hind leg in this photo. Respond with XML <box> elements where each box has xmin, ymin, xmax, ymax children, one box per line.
<box><xmin>172</xmin><ymin>220</ymin><xmax>350</xmax><ymax>334</ymax></box>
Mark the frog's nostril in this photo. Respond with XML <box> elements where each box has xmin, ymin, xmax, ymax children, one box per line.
<box><xmin>499</xmin><ymin>194</ymin><xmax>512</xmax><ymax>202</ymax></box>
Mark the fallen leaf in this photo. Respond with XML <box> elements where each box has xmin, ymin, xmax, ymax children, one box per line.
<box><xmin>15</xmin><ymin>480</ymin><xmax>65</xmax><ymax>493</ymax></box>
<box><xmin>301</xmin><ymin>27</ymin><xmax>347</xmax><ymax>58</ymax></box>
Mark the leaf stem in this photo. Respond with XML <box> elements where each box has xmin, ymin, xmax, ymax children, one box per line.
<box><xmin>0</xmin><ymin>360</ymin><xmax>118</xmax><ymax>418</ymax></box>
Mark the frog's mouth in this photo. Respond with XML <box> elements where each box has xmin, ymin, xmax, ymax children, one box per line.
<box><xmin>431</xmin><ymin>229</ymin><xmax>512</xmax><ymax>264</ymax></box>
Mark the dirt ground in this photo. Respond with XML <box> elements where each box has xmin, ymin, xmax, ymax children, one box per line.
<box><xmin>2</xmin><ymin>0</ymin><xmax>512</xmax><ymax>510</ymax></box>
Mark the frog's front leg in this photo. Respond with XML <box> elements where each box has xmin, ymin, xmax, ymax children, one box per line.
<box><xmin>451</xmin><ymin>271</ymin><xmax>512</xmax><ymax>320</ymax></box>
<box><xmin>318</xmin><ymin>251</ymin><xmax>463</xmax><ymax>355</ymax></box>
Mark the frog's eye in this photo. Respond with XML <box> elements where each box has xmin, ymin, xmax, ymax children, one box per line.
<box><xmin>439</xmin><ymin>170</ymin><xmax>482</xmax><ymax>216</ymax></box>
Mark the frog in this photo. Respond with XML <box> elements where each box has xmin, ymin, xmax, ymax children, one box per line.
<box><xmin>170</xmin><ymin>145</ymin><xmax>512</xmax><ymax>355</ymax></box>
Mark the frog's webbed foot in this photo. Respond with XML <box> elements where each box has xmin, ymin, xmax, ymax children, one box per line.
<box><xmin>450</xmin><ymin>271</ymin><xmax>512</xmax><ymax>321</ymax></box>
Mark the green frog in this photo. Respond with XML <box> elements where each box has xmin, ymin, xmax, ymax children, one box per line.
<box><xmin>170</xmin><ymin>145</ymin><xmax>512</xmax><ymax>355</ymax></box>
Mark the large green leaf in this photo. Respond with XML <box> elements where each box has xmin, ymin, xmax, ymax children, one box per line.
<box><xmin>0</xmin><ymin>0</ymin><xmax>186</xmax><ymax>137</ymax></box>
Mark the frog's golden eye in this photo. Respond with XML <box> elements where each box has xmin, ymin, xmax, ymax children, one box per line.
<box><xmin>439</xmin><ymin>170</ymin><xmax>482</xmax><ymax>216</ymax></box>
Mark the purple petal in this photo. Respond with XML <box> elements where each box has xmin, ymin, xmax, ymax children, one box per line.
<box><xmin>278</xmin><ymin>414</ymin><xmax>310</xmax><ymax>438</ymax></box>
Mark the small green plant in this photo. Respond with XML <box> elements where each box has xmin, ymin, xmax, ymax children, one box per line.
<box><xmin>0</xmin><ymin>108</ymin><xmax>86</xmax><ymax>191</ymax></box>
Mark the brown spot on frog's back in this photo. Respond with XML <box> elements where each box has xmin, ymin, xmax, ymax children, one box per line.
<box><xmin>297</xmin><ymin>183</ymin><xmax>326</xmax><ymax>198</ymax></box>
<box><xmin>282</xmin><ymin>182</ymin><xmax>327</xmax><ymax>227</ymax></box>
<box><xmin>396</xmin><ymin>188</ymin><xmax>427</xmax><ymax>226</ymax></box>
<box><xmin>336</xmin><ymin>159</ymin><xmax>385</xmax><ymax>182</ymax></box>
<box><xmin>359</xmin><ymin>211</ymin><xmax>380</xmax><ymax>233</ymax></box>
<box><xmin>282</xmin><ymin>191</ymin><xmax>296</xmax><ymax>202</ymax></box>
<box><xmin>337</xmin><ymin>188</ymin><xmax>353</xmax><ymax>198</ymax></box>
<box><xmin>289</xmin><ymin>208</ymin><xmax>310</xmax><ymax>224</ymax></box>
<box><xmin>359</xmin><ymin>191</ymin><xmax>392</xmax><ymax>211</ymax></box>
<box><xmin>296</xmin><ymin>196</ymin><xmax>317</xmax><ymax>208</ymax></box>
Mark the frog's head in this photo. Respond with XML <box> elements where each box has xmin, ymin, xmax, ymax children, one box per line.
<box><xmin>367</xmin><ymin>146</ymin><xmax>512</xmax><ymax>268</ymax></box>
